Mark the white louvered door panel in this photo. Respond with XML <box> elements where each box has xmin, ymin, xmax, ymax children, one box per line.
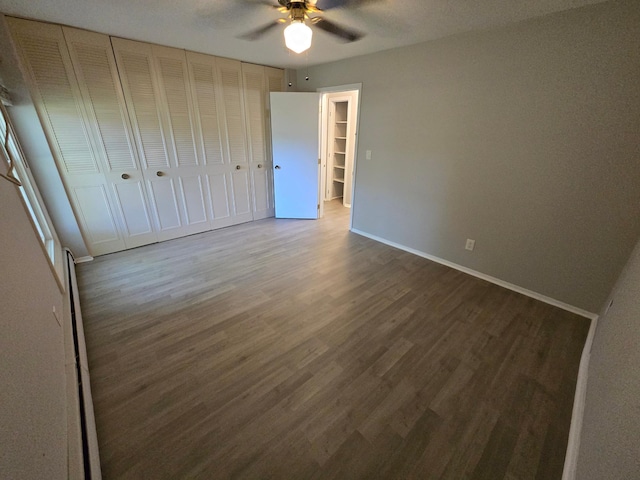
<box><xmin>265</xmin><ymin>67</ymin><xmax>285</xmax><ymax>107</ymax></box>
<box><xmin>186</xmin><ymin>51</ymin><xmax>253</xmax><ymax>228</ymax></box>
<box><xmin>63</xmin><ymin>27</ymin><xmax>158</xmax><ymax>250</ymax></box>
<box><xmin>216</xmin><ymin>58</ymin><xmax>253</xmax><ymax>221</ymax></box>
<box><xmin>151</xmin><ymin>45</ymin><xmax>211</xmax><ymax>235</ymax></box>
<box><xmin>111</xmin><ymin>38</ymin><xmax>192</xmax><ymax>241</ymax></box>
<box><xmin>242</xmin><ymin>63</ymin><xmax>274</xmax><ymax>220</ymax></box>
<box><xmin>264</xmin><ymin>67</ymin><xmax>284</xmax><ymax>216</ymax></box>
<box><xmin>7</xmin><ymin>17</ymin><xmax>127</xmax><ymax>255</ymax></box>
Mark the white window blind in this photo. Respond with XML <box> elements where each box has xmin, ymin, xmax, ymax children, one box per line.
<box><xmin>0</xmin><ymin>102</ymin><xmax>65</xmax><ymax>288</ymax></box>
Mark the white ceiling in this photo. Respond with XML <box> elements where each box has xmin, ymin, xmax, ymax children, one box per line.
<box><xmin>0</xmin><ymin>0</ymin><xmax>609</xmax><ymax>69</ymax></box>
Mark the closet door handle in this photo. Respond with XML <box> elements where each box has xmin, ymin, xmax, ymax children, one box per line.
<box><xmin>121</xmin><ymin>173</ymin><xmax>130</xmax><ymax>180</ymax></box>
<box><xmin>156</xmin><ymin>171</ymin><xmax>165</xmax><ymax>177</ymax></box>
<box><xmin>257</xmin><ymin>164</ymin><xmax>263</xmax><ymax>169</ymax></box>
<box><xmin>236</xmin><ymin>165</ymin><xmax>241</xmax><ymax>170</ymax></box>
<box><xmin>275</xmin><ymin>165</ymin><xmax>281</xmax><ymax>170</ymax></box>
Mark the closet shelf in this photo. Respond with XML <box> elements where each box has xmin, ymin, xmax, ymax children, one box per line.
<box><xmin>333</xmin><ymin>165</ymin><xmax>345</xmax><ymax>169</ymax></box>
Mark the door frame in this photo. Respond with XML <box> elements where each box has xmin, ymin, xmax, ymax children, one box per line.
<box><xmin>317</xmin><ymin>83</ymin><xmax>362</xmax><ymax>229</ymax></box>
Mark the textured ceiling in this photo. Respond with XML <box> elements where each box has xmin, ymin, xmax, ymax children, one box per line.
<box><xmin>0</xmin><ymin>0</ymin><xmax>609</xmax><ymax>69</ymax></box>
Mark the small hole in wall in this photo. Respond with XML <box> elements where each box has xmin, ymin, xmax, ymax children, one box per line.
<box><xmin>305</xmin><ymin>76</ymin><xmax>309</xmax><ymax>81</ymax></box>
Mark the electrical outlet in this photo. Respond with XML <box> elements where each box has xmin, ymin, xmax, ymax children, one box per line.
<box><xmin>465</xmin><ymin>239</ymin><xmax>475</xmax><ymax>251</ymax></box>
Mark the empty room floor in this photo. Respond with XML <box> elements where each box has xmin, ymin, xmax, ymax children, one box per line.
<box><xmin>77</xmin><ymin>200</ymin><xmax>589</xmax><ymax>479</ymax></box>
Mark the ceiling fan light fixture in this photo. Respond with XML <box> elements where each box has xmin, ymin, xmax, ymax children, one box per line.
<box><xmin>284</xmin><ymin>20</ymin><xmax>312</xmax><ymax>54</ymax></box>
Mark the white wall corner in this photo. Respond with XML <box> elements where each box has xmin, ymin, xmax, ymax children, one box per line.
<box><xmin>561</xmin><ymin>316</ymin><xmax>598</xmax><ymax>480</ymax></box>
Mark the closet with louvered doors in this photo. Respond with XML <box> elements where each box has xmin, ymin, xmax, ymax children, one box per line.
<box><xmin>8</xmin><ymin>18</ymin><xmax>158</xmax><ymax>255</ymax></box>
<box><xmin>240</xmin><ymin>65</ymin><xmax>285</xmax><ymax>221</ymax></box>
<box><xmin>111</xmin><ymin>38</ymin><xmax>214</xmax><ymax>242</ymax></box>
<box><xmin>242</xmin><ymin>63</ymin><xmax>272</xmax><ymax>221</ymax></box>
<box><xmin>263</xmin><ymin>67</ymin><xmax>285</xmax><ymax>216</ymax></box>
<box><xmin>9</xmin><ymin>17</ymin><xmax>284</xmax><ymax>256</ymax></box>
<box><xmin>186</xmin><ymin>53</ymin><xmax>253</xmax><ymax>229</ymax></box>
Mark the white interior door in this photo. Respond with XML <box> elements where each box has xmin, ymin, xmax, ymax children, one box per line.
<box><xmin>270</xmin><ymin>92</ymin><xmax>320</xmax><ymax>219</ymax></box>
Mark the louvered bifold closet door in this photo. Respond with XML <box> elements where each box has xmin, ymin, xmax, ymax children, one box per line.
<box><xmin>264</xmin><ymin>67</ymin><xmax>284</xmax><ymax>213</ymax></box>
<box><xmin>111</xmin><ymin>38</ymin><xmax>210</xmax><ymax>241</ymax></box>
<box><xmin>241</xmin><ymin>63</ymin><xmax>274</xmax><ymax>221</ymax></box>
<box><xmin>62</xmin><ymin>27</ymin><xmax>158</xmax><ymax>251</ymax></box>
<box><xmin>7</xmin><ymin>17</ymin><xmax>128</xmax><ymax>255</ymax></box>
<box><xmin>186</xmin><ymin>52</ymin><xmax>253</xmax><ymax>228</ymax></box>
<box><xmin>151</xmin><ymin>45</ymin><xmax>212</xmax><ymax>236</ymax></box>
<box><xmin>214</xmin><ymin>58</ymin><xmax>253</xmax><ymax>221</ymax></box>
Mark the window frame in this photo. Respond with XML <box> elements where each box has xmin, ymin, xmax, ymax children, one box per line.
<box><xmin>0</xmin><ymin>102</ymin><xmax>65</xmax><ymax>290</ymax></box>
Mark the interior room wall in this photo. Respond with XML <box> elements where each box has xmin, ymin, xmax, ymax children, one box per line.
<box><xmin>0</xmin><ymin>163</ymin><xmax>68</xmax><ymax>477</ymax></box>
<box><xmin>575</xmin><ymin>238</ymin><xmax>640</xmax><ymax>479</ymax></box>
<box><xmin>0</xmin><ymin>14</ymin><xmax>89</xmax><ymax>258</ymax></box>
<box><xmin>297</xmin><ymin>0</ymin><xmax>640</xmax><ymax>314</ymax></box>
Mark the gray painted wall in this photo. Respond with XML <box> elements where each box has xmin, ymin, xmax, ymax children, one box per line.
<box><xmin>298</xmin><ymin>0</ymin><xmax>640</xmax><ymax>313</ymax></box>
<box><xmin>0</xmin><ymin>162</ymin><xmax>67</xmax><ymax>476</ymax></box>
<box><xmin>0</xmin><ymin>14</ymin><xmax>89</xmax><ymax>258</ymax></box>
<box><xmin>576</xmin><ymin>238</ymin><xmax>640</xmax><ymax>479</ymax></box>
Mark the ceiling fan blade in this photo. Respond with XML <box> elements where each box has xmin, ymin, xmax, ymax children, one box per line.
<box><xmin>313</xmin><ymin>18</ymin><xmax>363</xmax><ymax>42</ymax></box>
<box><xmin>239</xmin><ymin>20</ymin><xmax>284</xmax><ymax>41</ymax></box>
<box><xmin>196</xmin><ymin>0</ymin><xmax>280</xmax><ymax>28</ymax></box>
<box><xmin>316</xmin><ymin>0</ymin><xmax>382</xmax><ymax>9</ymax></box>
<box><xmin>246</xmin><ymin>0</ymin><xmax>282</xmax><ymax>7</ymax></box>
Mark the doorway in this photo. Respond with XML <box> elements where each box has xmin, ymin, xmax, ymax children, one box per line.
<box><xmin>318</xmin><ymin>85</ymin><xmax>361</xmax><ymax>226</ymax></box>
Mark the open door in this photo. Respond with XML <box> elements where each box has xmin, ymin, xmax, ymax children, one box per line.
<box><xmin>270</xmin><ymin>92</ymin><xmax>320</xmax><ymax>219</ymax></box>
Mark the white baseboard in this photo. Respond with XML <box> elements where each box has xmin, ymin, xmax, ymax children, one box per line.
<box><xmin>562</xmin><ymin>316</ymin><xmax>598</xmax><ymax>480</ymax></box>
<box><xmin>74</xmin><ymin>256</ymin><xmax>94</xmax><ymax>264</ymax></box>
<box><xmin>348</xmin><ymin>228</ymin><xmax>598</xmax><ymax>478</ymax></box>
<box><xmin>350</xmin><ymin>228</ymin><xmax>598</xmax><ymax>320</ymax></box>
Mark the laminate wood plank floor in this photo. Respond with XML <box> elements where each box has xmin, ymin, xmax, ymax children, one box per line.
<box><xmin>77</xmin><ymin>200</ymin><xmax>590</xmax><ymax>480</ymax></box>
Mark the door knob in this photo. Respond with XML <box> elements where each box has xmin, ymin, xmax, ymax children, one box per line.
<box><xmin>121</xmin><ymin>173</ymin><xmax>130</xmax><ymax>179</ymax></box>
<box><xmin>156</xmin><ymin>171</ymin><xmax>165</xmax><ymax>177</ymax></box>
<box><xmin>275</xmin><ymin>165</ymin><xmax>281</xmax><ymax>170</ymax></box>
<box><xmin>236</xmin><ymin>165</ymin><xmax>241</xmax><ymax>170</ymax></box>
<box><xmin>257</xmin><ymin>164</ymin><xmax>263</xmax><ymax>169</ymax></box>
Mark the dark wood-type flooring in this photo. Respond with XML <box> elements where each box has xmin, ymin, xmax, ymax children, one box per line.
<box><xmin>77</xmin><ymin>200</ymin><xmax>590</xmax><ymax>479</ymax></box>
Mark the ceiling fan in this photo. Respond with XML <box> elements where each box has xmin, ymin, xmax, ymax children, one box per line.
<box><xmin>239</xmin><ymin>0</ymin><xmax>374</xmax><ymax>54</ymax></box>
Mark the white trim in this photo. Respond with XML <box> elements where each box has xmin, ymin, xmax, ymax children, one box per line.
<box><xmin>316</xmin><ymin>83</ymin><xmax>363</xmax><ymax>94</ymax></box>
<box><xmin>561</xmin><ymin>315</ymin><xmax>598</xmax><ymax>480</ymax></box>
<box><xmin>73</xmin><ymin>256</ymin><xmax>94</xmax><ymax>264</ymax></box>
<box><xmin>350</xmin><ymin>228</ymin><xmax>598</xmax><ymax>320</ymax></box>
<box><xmin>66</xmin><ymin>251</ymin><xmax>102</xmax><ymax>479</ymax></box>
<box><xmin>1</xmin><ymin>102</ymin><xmax>65</xmax><ymax>291</ymax></box>
<box><xmin>317</xmin><ymin>83</ymin><xmax>363</xmax><ymax>231</ymax></box>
